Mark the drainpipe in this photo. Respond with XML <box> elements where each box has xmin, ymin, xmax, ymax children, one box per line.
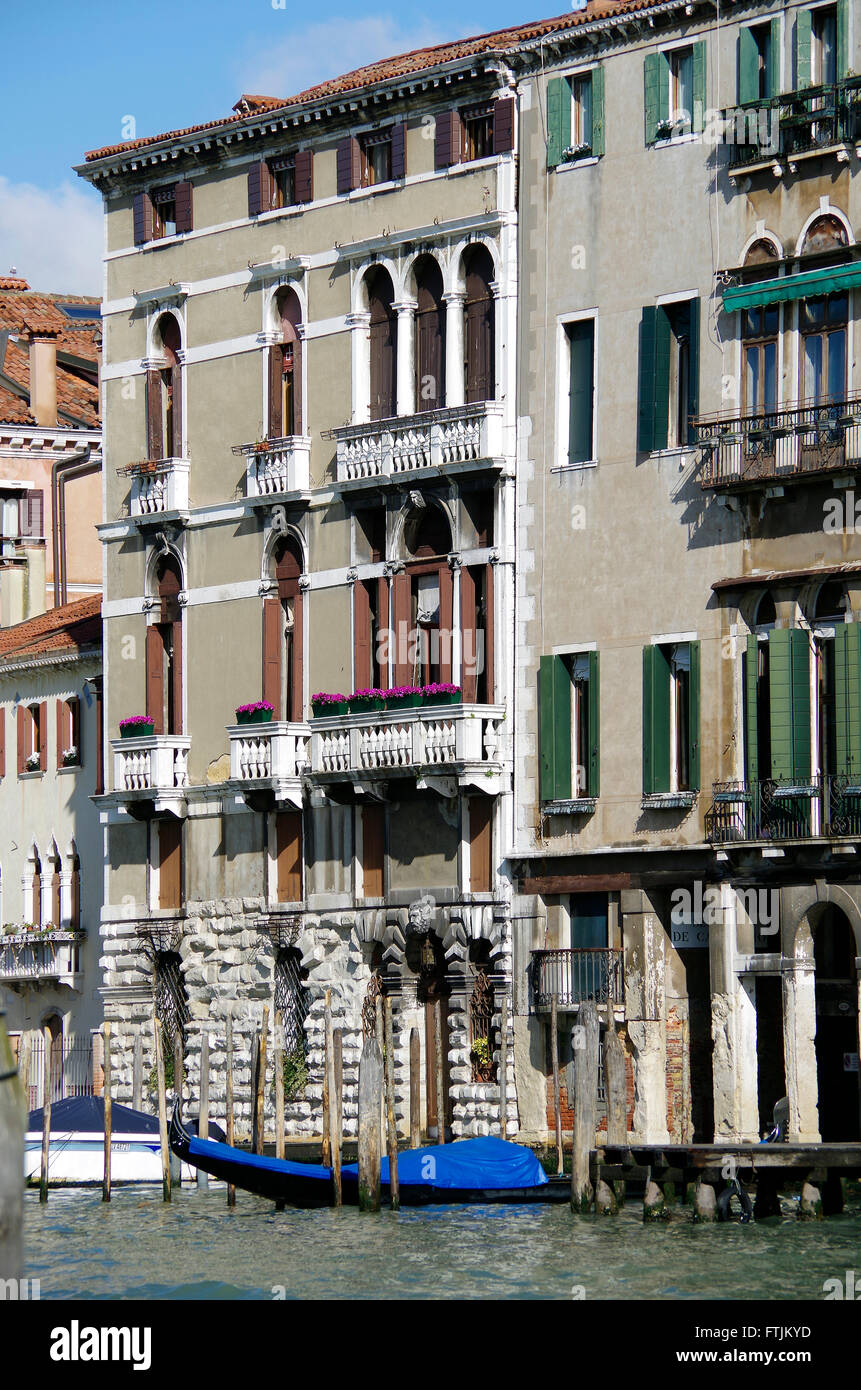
<box><xmin>51</xmin><ymin>447</ymin><xmax>98</xmax><ymax>607</ymax></box>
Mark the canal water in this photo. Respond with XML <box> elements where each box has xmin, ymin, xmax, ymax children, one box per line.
<box><xmin>22</xmin><ymin>1184</ymin><xmax>861</xmax><ymax>1300</ymax></box>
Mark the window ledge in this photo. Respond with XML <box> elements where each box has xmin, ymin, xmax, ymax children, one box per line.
<box><xmin>542</xmin><ymin>798</ymin><xmax>597</xmax><ymax>815</ymax></box>
<box><xmin>343</xmin><ymin>179</ymin><xmax>400</xmax><ymax>202</ymax></box>
<box><xmin>642</xmin><ymin>792</ymin><xmax>698</xmax><ymax>810</ymax></box>
<box><xmin>556</xmin><ymin>155</ymin><xmax>600</xmax><ymax>171</ymax></box>
<box><xmin>649</xmin><ymin>446</ymin><xmax>696</xmax><ymax>463</ymax></box>
<box><xmin>651</xmin><ymin>131</ymin><xmax>700</xmax><ymax>149</ymax></box>
<box><xmin>551</xmin><ymin>458</ymin><xmax>598</xmax><ymax>474</ymax></box>
<box><xmin>57</xmin><ymin>765</ymin><xmax>81</xmax><ymax>775</ymax></box>
<box><xmin>19</xmin><ymin>770</ymin><xmax>45</xmax><ymax>780</ymax></box>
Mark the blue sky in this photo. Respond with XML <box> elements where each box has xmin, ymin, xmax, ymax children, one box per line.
<box><xmin>0</xmin><ymin>0</ymin><xmax>544</xmax><ymax>293</ymax></box>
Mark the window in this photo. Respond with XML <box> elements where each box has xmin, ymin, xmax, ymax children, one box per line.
<box><xmin>17</xmin><ymin>702</ymin><xmax>45</xmax><ymax>774</ymax></box>
<box><xmin>637</xmin><ymin>298</ymin><xmax>700</xmax><ymax>451</ymax></box>
<box><xmin>468</xmin><ymin>797</ymin><xmax>493</xmax><ymax>893</ymax></box>
<box><xmin>539</xmin><ymin>651</ymin><xmax>600</xmax><ymax>802</ymax></box>
<box><xmin>268</xmin><ymin>287</ymin><xmax>302</xmax><ymax>439</ymax></box>
<box><xmin>390</xmin><ymin>504</ymin><xmax>454</xmax><ymax>687</ymax></box>
<box><xmin>360</xmin><ymin>805</ymin><xmax>385</xmax><ymax>899</ymax></box>
<box><xmin>644</xmin><ymin>43</ymin><xmax>706</xmax><ymax>143</ymax></box>
<box><xmin>263</xmin><ymin>537</ymin><xmax>304</xmax><ymax>722</ymax></box>
<box><xmin>546</xmin><ymin>69</ymin><xmax>605</xmax><ymax>166</ymax></box>
<box><xmin>70</xmin><ymin>854</ymin><xmax>81</xmax><ymax>930</ymax></box>
<box><xmin>270</xmin><ymin>154</ymin><xmax>295</xmax><ymax>207</ymax></box>
<box><xmin>133</xmin><ymin>183</ymin><xmax>192</xmax><ymax>244</ymax></box>
<box><xmin>151</xmin><ymin>185</ymin><xmax>177</xmax><ymax>239</ymax></box>
<box><xmin>157</xmin><ymin>819</ymin><xmax>183</xmax><ymax>911</ymax></box>
<box><xmin>669</xmin><ymin>48</ymin><xmax>694</xmax><ymax>128</ymax></box>
<box><xmin>800</xmin><ymin>293</ymin><xmax>847</xmax><ymax>403</ymax></box>
<box><xmin>146</xmin><ymin>314</ymin><xmax>182</xmax><ymax>460</ymax></box>
<box><xmin>461</xmin><ymin>103</ymin><xmax>494</xmax><ymax>161</ymax></box>
<box><xmin>563</xmin><ymin>319</ymin><xmax>595</xmax><ymax>466</ymax></box>
<box><xmin>463</xmin><ymin>245</ymin><xmax>495</xmax><ymax>404</ymax></box>
<box><xmin>354</xmin><ymin>577</ymin><xmax>387</xmax><ymax>691</ymax></box>
<box><xmin>366</xmin><ymin>266</ymin><xmax>398</xmax><ymax>421</ymax></box>
<box><xmin>796</xmin><ymin>2</ymin><xmax>848</xmax><ymax>87</ymax></box>
<box><xmin>274</xmin><ymin>811</ymin><xmax>302</xmax><ymax>903</ymax></box>
<box><xmin>360</xmin><ymin>129</ymin><xmax>392</xmax><ymax>186</ymax></box>
<box><xmin>739</xmin><ymin>21</ymin><xmax>779</xmax><ymax>103</ymax></box>
<box><xmin>146</xmin><ymin>555</ymin><xmax>183</xmax><ymax>735</ymax></box>
<box><xmin>435</xmin><ymin>99</ymin><xmax>514</xmax><ymax>169</ymax></box>
<box><xmin>744</xmin><ymin>629</ymin><xmax>811</xmax><ymax>785</ymax></box>
<box><xmin>569</xmin><ymin>75</ymin><xmax>593</xmax><ymax>154</ymax></box>
<box><xmin>742</xmin><ymin>305</ymin><xmax>779</xmax><ymax>416</ymax></box>
<box><xmin>811</xmin><ymin>4</ymin><xmax>838</xmax><ymax>85</ymax></box>
<box><xmin>414</xmin><ymin>256</ymin><xmax>446</xmax><ymax>411</ymax></box>
<box><xmin>31</xmin><ymin>851</ymin><xmax>42</xmax><ymax>926</ymax></box>
<box><xmin>338</xmin><ymin>129</ymin><xmax>403</xmax><ymax>194</ymax></box>
<box><xmin>57</xmin><ymin>697</ymin><xmax>81</xmax><ymax>768</ymax></box>
<box><xmin>642</xmin><ymin>641</ymin><xmax>700</xmax><ymax>796</ymax></box>
<box><xmin>460</xmin><ymin>563</ymin><xmax>494</xmax><ymax>703</ymax></box>
<box><xmin>248</xmin><ymin>153</ymin><xmax>313</xmax><ymax>215</ymax></box>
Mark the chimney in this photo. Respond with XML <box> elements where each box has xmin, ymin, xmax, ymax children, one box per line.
<box><xmin>29</xmin><ymin>333</ymin><xmax>58</xmax><ymax>426</ymax></box>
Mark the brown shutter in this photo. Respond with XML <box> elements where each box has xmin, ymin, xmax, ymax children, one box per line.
<box><xmin>146</xmin><ymin>626</ymin><xmax>165</xmax><ymax>734</ymax></box>
<box><xmin>361</xmin><ymin>805</ymin><xmax>385</xmax><ymax>898</ymax></box>
<box><xmin>133</xmin><ymin>191</ymin><xmax>155</xmax><ymax>245</ymax></box>
<box><xmin>354</xmin><ymin>581</ymin><xmax>372</xmax><ymax>691</ymax></box>
<box><xmin>146</xmin><ymin>370</ymin><xmax>163</xmax><ymax>459</ymax></box>
<box><xmin>267</xmin><ymin>345</ymin><xmax>282</xmax><ymax>439</ymax></box>
<box><xmin>16</xmin><ymin>705</ymin><xmax>26</xmax><ymax>775</ymax></box>
<box><xmin>95</xmin><ymin>680</ymin><xmax>103</xmax><ymax>795</ymax></box>
<box><xmin>391</xmin><ymin>123</ymin><xmax>406</xmax><ymax>179</ymax></box>
<box><xmin>460</xmin><ymin>566</ymin><xmax>477</xmax><ymax>702</ymax></box>
<box><xmin>468</xmin><ymin>797</ymin><xmax>493</xmax><ymax>893</ymax></box>
<box><xmin>294</xmin><ymin>150</ymin><xmax>313</xmax><ymax>203</ymax></box>
<box><xmin>56</xmin><ymin>700</ymin><xmax>65</xmax><ymax>770</ymax></box>
<box><xmin>483</xmin><ymin>563</ymin><xmax>494</xmax><ymax>702</ymax></box>
<box><xmin>158</xmin><ymin>819</ymin><xmax>182</xmax><ymax>911</ymax></box>
<box><xmin>38</xmin><ymin>702</ymin><xmax>47</xmax><ymax>772</ymax></box>
<box><xmin>291</xmin><ymin>339</ymin><xmax>302</xmax><ymax>435</ymax></box>
<box><xmin>170</xmin><ymin>363</ymin><xmax>182</xmax><ymax>457</ymax></box>
<box><xmin>248</xmin><ymin>161</ymin><xmax>274</xmax><ymax>217</ymax></box>
<box><xmin>262</xmin><ymin>597</ymin><xmax>282</xmax><ymax>713</ymax></box>
<box><xmin>392</xmin><ymin>572</ymin><xmax>412</xmax><ymax>687</ymax></box>
<box><xmin>336</xmin><ymin>136</ymin><xmax>360</xmax><ymax>194</ymax></box>
<box><xmin>435</xmin><ymin>110</ymin><xmax>461</xmax><ymax>169</ymax></box>
<box><xmin>439</xmin><ymin>563</ymin><xmax>453</xmax><ymax>685</ymax></box>
<box><xmin>492</xmin><ymin>97</ymin><xmax>515</xmax><ymax>154</ymax></box>
<box><xmin>275</xmin><ymin>810</ymin><xmax>302</xmax><ymax>902</ymax></box>
<box><xmin>174</xmin><ymin>180</ymin><xmax>193</xmax><ymax>233</ymax></box>
<box><xmin>171</xmin><ymin>620</ymin><xmax>183</xmax><ymax>736</ymax></box>
<box><xmin>0</xmin><ymin>707</ymin><xmax>5</xmax><ymax>778</ymax></box>
<box><xmin>71</xmin><ymin>696</ymin><xmax>81</xmax><ymax>766</ymax></box>
<box><xmin>291</xmin><ymin>591</ymin><xmax>304</xmax><ymax>722</ymax></box>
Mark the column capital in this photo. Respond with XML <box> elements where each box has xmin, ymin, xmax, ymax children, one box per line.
<box><xmin>346</xmin><ymin>311</ymin><xmax>371</xmax><ymax>329</ymax></box>
<box><xmin>392</xmin><ymin>298</ymin><xmax>417</xmax><ymax>315</ymax></box>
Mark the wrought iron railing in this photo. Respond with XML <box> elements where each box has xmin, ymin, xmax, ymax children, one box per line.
<box><xmin>705</xmin><ymin>774</ymin><xmax>861</xmax><ymax>844</ymax></box>
<box><xmin>694</xmin><ymin>394</ymin><xmax>861</xmax><ymax>489</ymax></box>
<box><xmin>532</xmin><ymin>948</ymin><xmax>624</xmax><ymax>1011</ymax></box>
<box><xmin>729</xmin><ymin>76</ymin><xmax>861</xmax><ymax>168</ymax></box>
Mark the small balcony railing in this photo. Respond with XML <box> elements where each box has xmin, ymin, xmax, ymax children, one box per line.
<box><xmin>309</xmin><ymin>703</ymin><xmax>505</xmax><ymax>782</ymax></box>
<box><xmin>705</xmin><ymin>775</ymin><xmax>861</xmax><ymax>844</ymax></box>
<box><xmin>227</xmin><ymin>722</ymin><xmax>310</xmax><ymax>807</ymax></box>
<box><xmin>112</xmin><ymin>735</ymin><xmax>190</xmax><ymax>794</ymax></box>
<box><xmin>334</xmin><ymin>402</ymin><xmax>504</xmax><ymax>483</ymax></box>
<box><xmin>120</xmin><ymin>458</ymin><xmax>190</xmax><ymax>516</ymax></box>
<box><xmin>0</xmin><ymin>931</ymin><xmax>85</xmax><ymax>987</ymax></box>
<box><xmin>233</xmin><ymin>437</ymin><xmax>311</xmax><ymax>498</ymax></box>
<box><xmin>695</xmin><ymin>395</ymin><xmax>861</xmax><ymax>490</ymax></box>
<box><xmin>729</xmin><ymin>76</ymin><xmax>861</xmax><ymax>169</ymax></box>
<box><xmin>532</xmin><ymin>949</ymin><xmax>624</xmax><ymax>1012</ymax></box>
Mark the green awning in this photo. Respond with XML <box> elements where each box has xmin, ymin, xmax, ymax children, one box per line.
<box><xmin>722</xmin><ymin>262</ymin><xmax>861</xmax><ymax>313</ymax></box>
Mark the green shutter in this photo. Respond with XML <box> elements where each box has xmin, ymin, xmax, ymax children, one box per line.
<box><xmin>644</xmin><ymin>52</ymin><xmax>660</xmax><ymax>143</ymax></box>
<box><xmin>687</xmin><ymin>297</ymin><xmax>700</xmax><ymax>444</ymax></box>
<box><xmin>637</xmin><ymin>307</ymin><xmax>657</xmax><ymax>452</ymax></box>
<box><xmin>834</xmin><ymin>624</ymin><xmax>861</xmax><ymax>777</ymax></box>
<box><xmin>769</xmin><ymin>628</ymin><xmax>811</xmax><ymax>781</ymax></box>
<box><xmin>568</xmin><ymin>320</ymin><xmax>594</xmax><ymax>464</ymax></box>
<box><xmin>643</xmin><ymin>645</ymin><xmax>671</xmax><ymax>794</ymax></box>
<box><xmin>745</xmin><ymin>634</ymin><xmax>760</xmax><ymax>783</ymax></box>
<box><xmin>588</xmin><ymin>650</ymin><xmax>600</xmax><ymax>797</ymax></box>
<box><xmin>738</xmin><ymin>26</ymin><xmax>759</xmax><ymax>104</ymax></box>
<box><xmin>590</xmin><ymin>65</ymin><xmax>605</xmax><ymax>157</ymax></box>
<box><xmin>688</xmin><ymin>640</ymin><xmax>701</xmax><ymax>792</ymax></box>
<box><xmin>539</xmin><ymin>655</ymin><xmax>572</xmax><ymax>801</ymax></box>
<box><xmin>769</xmin><ymin>17</ymin><xmax>781</xmax><ymax>97</ymax></box>
<box><xmin>837</xmin><ymin>0</ymin><xmax>849</xmax><ymax>79</ymax></box>
<box><xmin>692</xmin><ymin>41</ymin><xmax>707</xmax><ymax>133</ymax></box>
<box><xmin>653</xmin><ymin>304</ymin><xmax>671</xmax><ymax>453</ymax></box>
<box><xmin>795</xmin><ymin>7</ymin><xmax>812</xmax><ymax>88</ymax></box>
<box><xmin>546</xmin><ymin>76</ymin><xmax>571</xmax><ymax>169</ymax></box>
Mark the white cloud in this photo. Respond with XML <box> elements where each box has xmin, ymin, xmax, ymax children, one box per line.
<box><xmin>236</xmin><ymin>14</ymin><xmax>459</xmax><ymax>101</ymax></box>
<box><xmin>0</xmin><ymin>178</ymin><xmax>102</xmax><ymax>297</ymax></box>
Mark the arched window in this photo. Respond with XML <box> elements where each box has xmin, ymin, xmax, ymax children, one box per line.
<box><xmin>801</xmin><ymin>214</ymin><xmax>848</xmax><ymax>257</ymax></box>
<box><xmin>743</xmin><ymin>237</ymin><xmax>780</xmax><ymax>267</ymax></box>
<box><xmin>146</xmin><ymin>554</ymin><xmax>183</xmax><ymax>735</ymax></box>
<box><xmin>31</xmin><ymin>849</ymin><xmax>42</xmax><ymax>926</ymax></box>
<box><xmin>70</xmin><ymin>853</ymin><xmax>81</xmax><ymax>930</ymax></box>
<box><xmin>366</xmin><ymin>266</ymin><xmax>397</xmax><ymax>421</ymax></box>
<box><xmin>463</xmin><ymin>246</ymin><xmax>495</xmax><ymax>404</ymax></box>
<box><xmin>414</xmin><ymin>256</ymin><xmax>445</xmax><ymax>412</ymax></box>
<box><xmin>146</xmin><ymin>314</ymin><xmax>182</xmax><ymax>460</ymax></box>
<box><xmin>391</xmin><ymin>504</ymin><xmax>454</xmax><ymax>688</ymax></box>
<box><xmin>50</xmin><ymin>850</ymin><xmax>61</xmax><ymax>927</ymax></box>
<box><xmin>268</xmin><ymin>288</ymin><xmax>302</xmax><ymax>439</ymax></box>
<box><xmin>263</xmin><ymin>536</ymin><xmax>304</xmax><ymax>721</ymax></box>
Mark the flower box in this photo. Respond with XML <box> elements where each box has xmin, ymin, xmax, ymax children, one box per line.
<box><xmin>311</xmin><ymin>693</ymin><xmax>348</xmax><ymax>718</ymax></box>
<box><xmin>384</xmin><ymin>687</ymin><xmax>422</xmax><ymax>710</ymax></box>
<box><xmin>348</xmin><ymin>689</ymin><xmax>386</xmax><ymax>714</ymax></box>
<box><xmin>421</xmin><ymin>684</ymin><xmax>463</xmax><ymax>707</ymax></box>
<box><xmin>120</xmin><ymin>717</ymin><xmax>154</xmax><ymax>739</ymax></box>
<box><xmin>236</xmin><ymin>702</ymin><xmax>274</xmax><ymax>725</ymax></box>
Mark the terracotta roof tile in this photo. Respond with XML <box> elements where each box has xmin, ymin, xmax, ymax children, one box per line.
<box><xmin>0</xmin><ymin>594</ymin><xmax>101</xmax><ymax>662</ymax></box>
<box><xmin>0</xmin><ymin>277</ymin><xmax>30</xmax><ymax>291</ymax></box>
<box><xmin>0</xmin><ymin>286</ymin><xmax>101</xmax><ymax>428</ymax></box>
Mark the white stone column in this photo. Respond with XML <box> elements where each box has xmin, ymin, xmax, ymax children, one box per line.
<box><xmin>443</xmin><ymin>292</ymin><xmax>466</xmax><ymax>408</ymax></box>
<box><xmin>626</xmin><ymin>909</ymin><xmax>670</xmax><ymax>1144</ymax></box>
<box><xmin>710</xmin><ymin>883</ymin><xmax>760</xmax><ymax>1141</ymax></box>
<box><xmin>393</xmin><ymin>300</ymin><xmax>416</xmax><ymax>417</ymax></box>
<box><xmin>58</xmin><ymin>871</ymin><xmax>73</xmax><ymax>929</ymax></box>
<box><xmin>783</xmin><ymin>960</ymin><xmax>821</xmax><ymax>1142</ymax></box>
<box><xmin>347</xmin><ymin>311</ymin><xmax>371</xmax><ymax>423</ymax></box>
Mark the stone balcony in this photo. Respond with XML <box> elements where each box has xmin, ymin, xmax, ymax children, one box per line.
<box><xmin>120</xmin><ymin>457</ymin><xmax>190</xmax><ymax>519</ymax></box>
<box><xmin>0</xmin><ymin>931</ymin><xmax>85</xmax><ymax>990</ymax></box>
<box><xmin>227</xmin><ymin>721</ymin><xmax>311</xmax><ymax>809</ymax></box>
<box><xmin>233</xmin><ymin>437</ymin><xmax>312</xmax><ymax>503</ymax></box>
<box><xmin>333</xmin><ymin>402</ymin><xmax>505</xmax><ymax>488</ymax></box>
<box><xmin>308</xmin><ymin>703</ymin><xmax>507</xmax><ymax>796</ymax></box>
<box><xmin>111</xmin><ymin>735</ymin><xmax>190</xmax><ymax>816</ymax></box>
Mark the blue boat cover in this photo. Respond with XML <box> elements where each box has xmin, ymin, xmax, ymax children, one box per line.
<box><xmin>344</xmin><ymin>1137</ymin><xmax>548</xmax><ymax>1191</ymax></box>
<box><xmin>27</xmin><ymin>1096</ymin><xmax>159</xmax><ymax>1134</ymax></box>
<box><xmin>187</xmin><ymin>1134</ymin><xmax>333</xmax><ymax>1181</ymax></box>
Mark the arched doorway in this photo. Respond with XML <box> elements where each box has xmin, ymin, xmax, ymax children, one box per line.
<box><xmin>146</xmin><ymin>553</ymin><xmax>183</xmax><ymax>735</ymax></box>
<box><xmin>263</xmin><ymin>535</ymin><xmax>304</xmax><ymax>721</ymax></box>
<box><xmin>268</xmin><ymin>287</ymin><xmax>302</xmax><ymax>438</ymax></box>
<box><xmin>463</xmin><ymin>245</ymin><xmax>495</xmax><ymax>404</ymax></box>
<box><xmin>814</xmin><ymin>906</ymin><xmax>860</xmax><ymax>1140</ymax></box>
<box><xmin>414</xmin><ymin>256</ymin><xmax>445</xmax><ymax>411</ymax></box>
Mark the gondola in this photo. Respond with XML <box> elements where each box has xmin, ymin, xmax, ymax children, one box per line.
<box><xmin>169</xmin><ymin>1102</ymin><xmax>570</xmax><ymax>1207</ymax></box>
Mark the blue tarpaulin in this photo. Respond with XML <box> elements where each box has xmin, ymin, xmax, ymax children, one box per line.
<box><xmin>344</xmin><ymin>1137</ymin><xmax>548</xmax><ymax>1191</ymax></box>
<box><xmin>187</xmin><ymin>1134</ymin><xmax>333</xmax><ymax>1181</ymax></box>
<box><xmin>27</xmin><ymin>1096</ymin><xmax>159</xmax><ymax>1134</ymax></box>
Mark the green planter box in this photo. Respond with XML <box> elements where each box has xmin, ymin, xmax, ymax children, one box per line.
<box><xmin>120</xmin><ymin>723</ymin><xmax>154</xmax><ymax>739</ymax></box>
<box><xmin>423</xmin><ymin>692</ymin><xmax>463</xmax><ymax>707</ymax></box>
<box><xmin>312</xmin><ymin>703</ymin><xmax>346</xmax><ymax>718</ymax></box>
<box><xmin>236</xmin><ymin>708</ymin><xmax>274</xmax><ymax>725</ymax></box>
<box><xmin>386</xmin><ymin>694</ymin><xmax>422</xmax><ymax>711</ymax></box>
<box><xmin>349</xmin><ymin>698</ymin><xmax>386</xmax><ymax>714</ymax></box>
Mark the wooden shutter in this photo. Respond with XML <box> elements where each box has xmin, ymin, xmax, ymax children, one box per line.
<box><xmin>590</xmin><ymin>66</ymin><xmax>605</xmax><ymax>157</ymax></box>
<box><xmin>146</xmin><ymin>626</ymin><xmax>165</xmax><ymax>734</ymax></box>
<box><xmin>745</xmin><ymin>635</ymin><xmax>760</xmax><ymax>782</ymax></box>
<box><xmin>587</xmin><ymin>649</ymin><xmax>600</xmax><ymax>798</ymax></box>
<box><xmin>146</xmin><ymin>370</ymin><xmax>163</xmax><ymax>459</ymax></box>
<box><xmin>539</xmin><ymin>654</ymin><xmax>572</xmax><ymax>802</ymax></box>
<box><xmin>464</xmin><ymin>268</ymin><xmax>494</xmax><ymax>405</ymax></box>
<box><xmin>568</xmin><ymin>320</ymin><xmax>594</xmax><ymax>465</ymax></box>
<box><xmin>769</xmin><ymin>17</ymin><xmax>781</xmax><ymax>96</ymax></box>
<box><xmin>643</xmin><ymin>645</ymin><xmax>671</xmax><ymax>794</ymax></box>
<box><xmin>248</xmin><ymin>161</ymin><xmax>275</xmax><ymax>217</ymax></box>
<box><xmin>738</xmin><ymin>26</ymin><xmax>760</xmax><ymax>104</ymax></box>
<box><xmin>268</xmin><ymin>345</ymin><xmax>283</xmax><ymax>439</ymax></box>
<box><xmin>468</xmin><ymin>797</ymin><xmax>493</xmax><ymax>893</ymax></box>
<box><xmin>483</xmin><ymin>563</ymin><xmax>494</xmax><ymax>703</ymax></box>
<box><xmin>492</xmin><ymin>97</ymin><xmax>515</xmax><ymax>154</ymax></box>
<box><xmin>361</xmin><ymin>805</ymin><xmax>385</xmax><ymax>898</ymax></box>
<box><xmin>795</xmin><ymin>7</ymin><xmax>812</xmax><ymax>88</ymax></box>
<box><xmin>170</xmin><ymin>363</ymin><xmax>182</xmax><ymax>457</ymax></box>
<box><xmin>769</xmin><ymin>628</ymin><xmax>811</xmax><ymax>781</ymax></box>
<box><xmin>158</xmin><ymin>820</ymin><xmax>182</xmax><ymax>911</ymax></box>
<box><xmin>688</xmin><ymin>640</ymin><xmax>701</xmax><ymax>792</ymax></box>
<box><xmin>439</xmin><ymin>563</ymin><xmax>453</xmax><ymax>685</ymax></box>
<box><xmin>294</xmin><ymin>150</ymin><xmax>313</xmax><ymax>203</ymax></box>
<box><xmin>133</xmin><ymin>191</ymin><xmax>155</xmax><ymax>245</ymax></box>
<box><xmin>460</xmin><ymin>567</ymin><xmax>477</xmax><ymax>702</ymax></box>
<box><xmin>16</xmin><ymin>704</ymin><xmax>27</xmax><ymax>775</ymax></box>
<box><xmin>262</xmin><ymin>597</ymin><xmax>282</xmax><ymax>714</ymax></box>
<box><xmin>0</xmin><ymin>707</ymin><xmax>4</xmax><ymax>778</ymax></box>
<box><xmin>434</xmin><ymin>110</ymin><xmax>461</xmax><ymax>169</ymax></box>
<box><xmin>171</xmin><ymin>620</ymin><xmax>183</xmax><ymax>736</ymax></box>
<box><xmin>644</xmin><ymin>52</ymin><xmax>661</xmax><ymax>143</ymax></box>
<box><xmin>336</xmin><ymin>137</ymin><xmax>360</xmax><ymax>194</ymax></box>
<box><xmin>686</xmin><ymin>298</ymin><xmax>700</xmax><ymax>445</ymax></box>
<box><xmin>392</xmin><ymin>572</ymin><xmax>411</xmax><ymax>687</ymax></box>
<box><xmin>174</xmin><ymin>180</ymin><xmax>193</xmax><ymax>234</ymax></box>
<box><xmin>291</xmin><ymin>591</ymin><xmax>304</xmax><ymax>723</ymax></box>
<box><xmin>546</xmin><ymin>76</ymin><xmax>571</xmax><ymax>168</ymax></box>
<box><xmin>834</xmin><ymin>624</ymin><xmax>861</xmax><ymax>776</ymax></box>
<box><xmin>38</xmin><ymin>702</ymin><xmax>47</xmax><ymax>772</ymax></box>
<box><xmin>56</xmin><ymin>700</ymin><xmax>65</xmax><ymax>770</ymax></box>
<box><xmin>637</xmin><ymin>307</ymin><xmax>658</xmax><ymax>452</ymax></box>
<box><xmin>354</xmin><ymin>581</ymin><xmax>373</xmax><ymax>691</ymax></box>
<box><xmin>275</xmin><ymin>811</ymin><xmax>302</xmax><ymax>903</ymax></box>
<box><xmin>653</xmin><ymin>305</ymin><xmax>671</xmax><ymax>452</ymax></box>
<box><xmin>390</xmin><ymin>124</ymin><xmax>406</xmax><ymax>180</ymax></box>
<box><xmin>692</xmin><ymin>42</ymin><xmax>707</xmax><ymax>133</ymax></box>
<box><xmin>837</xmin><ymin>0</ymin><xmax>849</xmax><ymax>78</ymax></box>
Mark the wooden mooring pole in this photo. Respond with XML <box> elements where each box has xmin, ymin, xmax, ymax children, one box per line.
<box><xmin>153</xmin><ymin>1017</ymin><xmax>171</xmax><ymax>1203</ymax></box>
<box><xmin>0</xmin><ymin>1008</ymin><xmax>25</xmax><ymax>1283</ymax></box>
<box><xmin>225</xmin><ymin>1016</ymin><xmax>236</xmax><ymax>1208</ymax></box>
<box><xmin>570</xmin><ymin>1001</ymin><xmax>598</xmax><ymax>1213</ymax></box>
<box><xmin>357</xmin><ymin>1035</ymin><xmax>383</xmax><ymax>1212</ymax></box>
<box><xmin>550</xmin><ymin>995</ymin><xmax>563</xmax><ymax>1176</ymax></box>
<box><xmin>434</xmin><ymin>999</ymin><xmax>445</xmax><ymax>1144</ymax></box>
<box><xmin>409</xmin><ymin>1027</ymin><xmax>420</xmax><ymax>1148</ymax></box>
<box><xmin>325</xmin><ymin>1000</ymin><xmax>341</xmax><ymax>1206</ymax></box>
<box><xmin>197</xmin><ymin>1032</ymin><xmax>210</xmax><ymax>1191</ymax></box>
<box><xmin>39</xmin><ymin>1026</ymin><xmax>52</xmax><ymax>1204</ymax></box>
<box><xmin>274</xmin><ymin>1011</ymin><xmax>285</xmax><ymax>1163</ymax></box>
<box><xmin>322</xmin><ymin>991</ymin><xmax>332</xmax><ymax>1167</ymax></box>
<box><xmin>598</xmin><ymin>1021</ymin><xmax>627</xmax><ymax>1213</ymax></box>
<box><xmin>499</xmin><ymin>995</ymin><xmax>509</xmax><ymax>1140</ymax></box>
<box><xmin>383</xmin><ymin>996</ymin><xmax>399</xmax><ymax>1210</ymax></box>
<box><xmin>132</xmin><ymin>1033</ymin><xmax>143</xmax><ymax>1112</ymax></box>
<box><xmin>332</xmin><ymin>1027</ymin><xmax>343</xmax><ymax>1207</ymax></box>
<box><xmin>102</xmin><ymin>1021</ymin><xmax>112</xmax><ymax>1203</ymax></box>
<box><xmin>253</xmin><ymin>1006</ymin><xmax>269</xmax><ymax>1156</ymax></box>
